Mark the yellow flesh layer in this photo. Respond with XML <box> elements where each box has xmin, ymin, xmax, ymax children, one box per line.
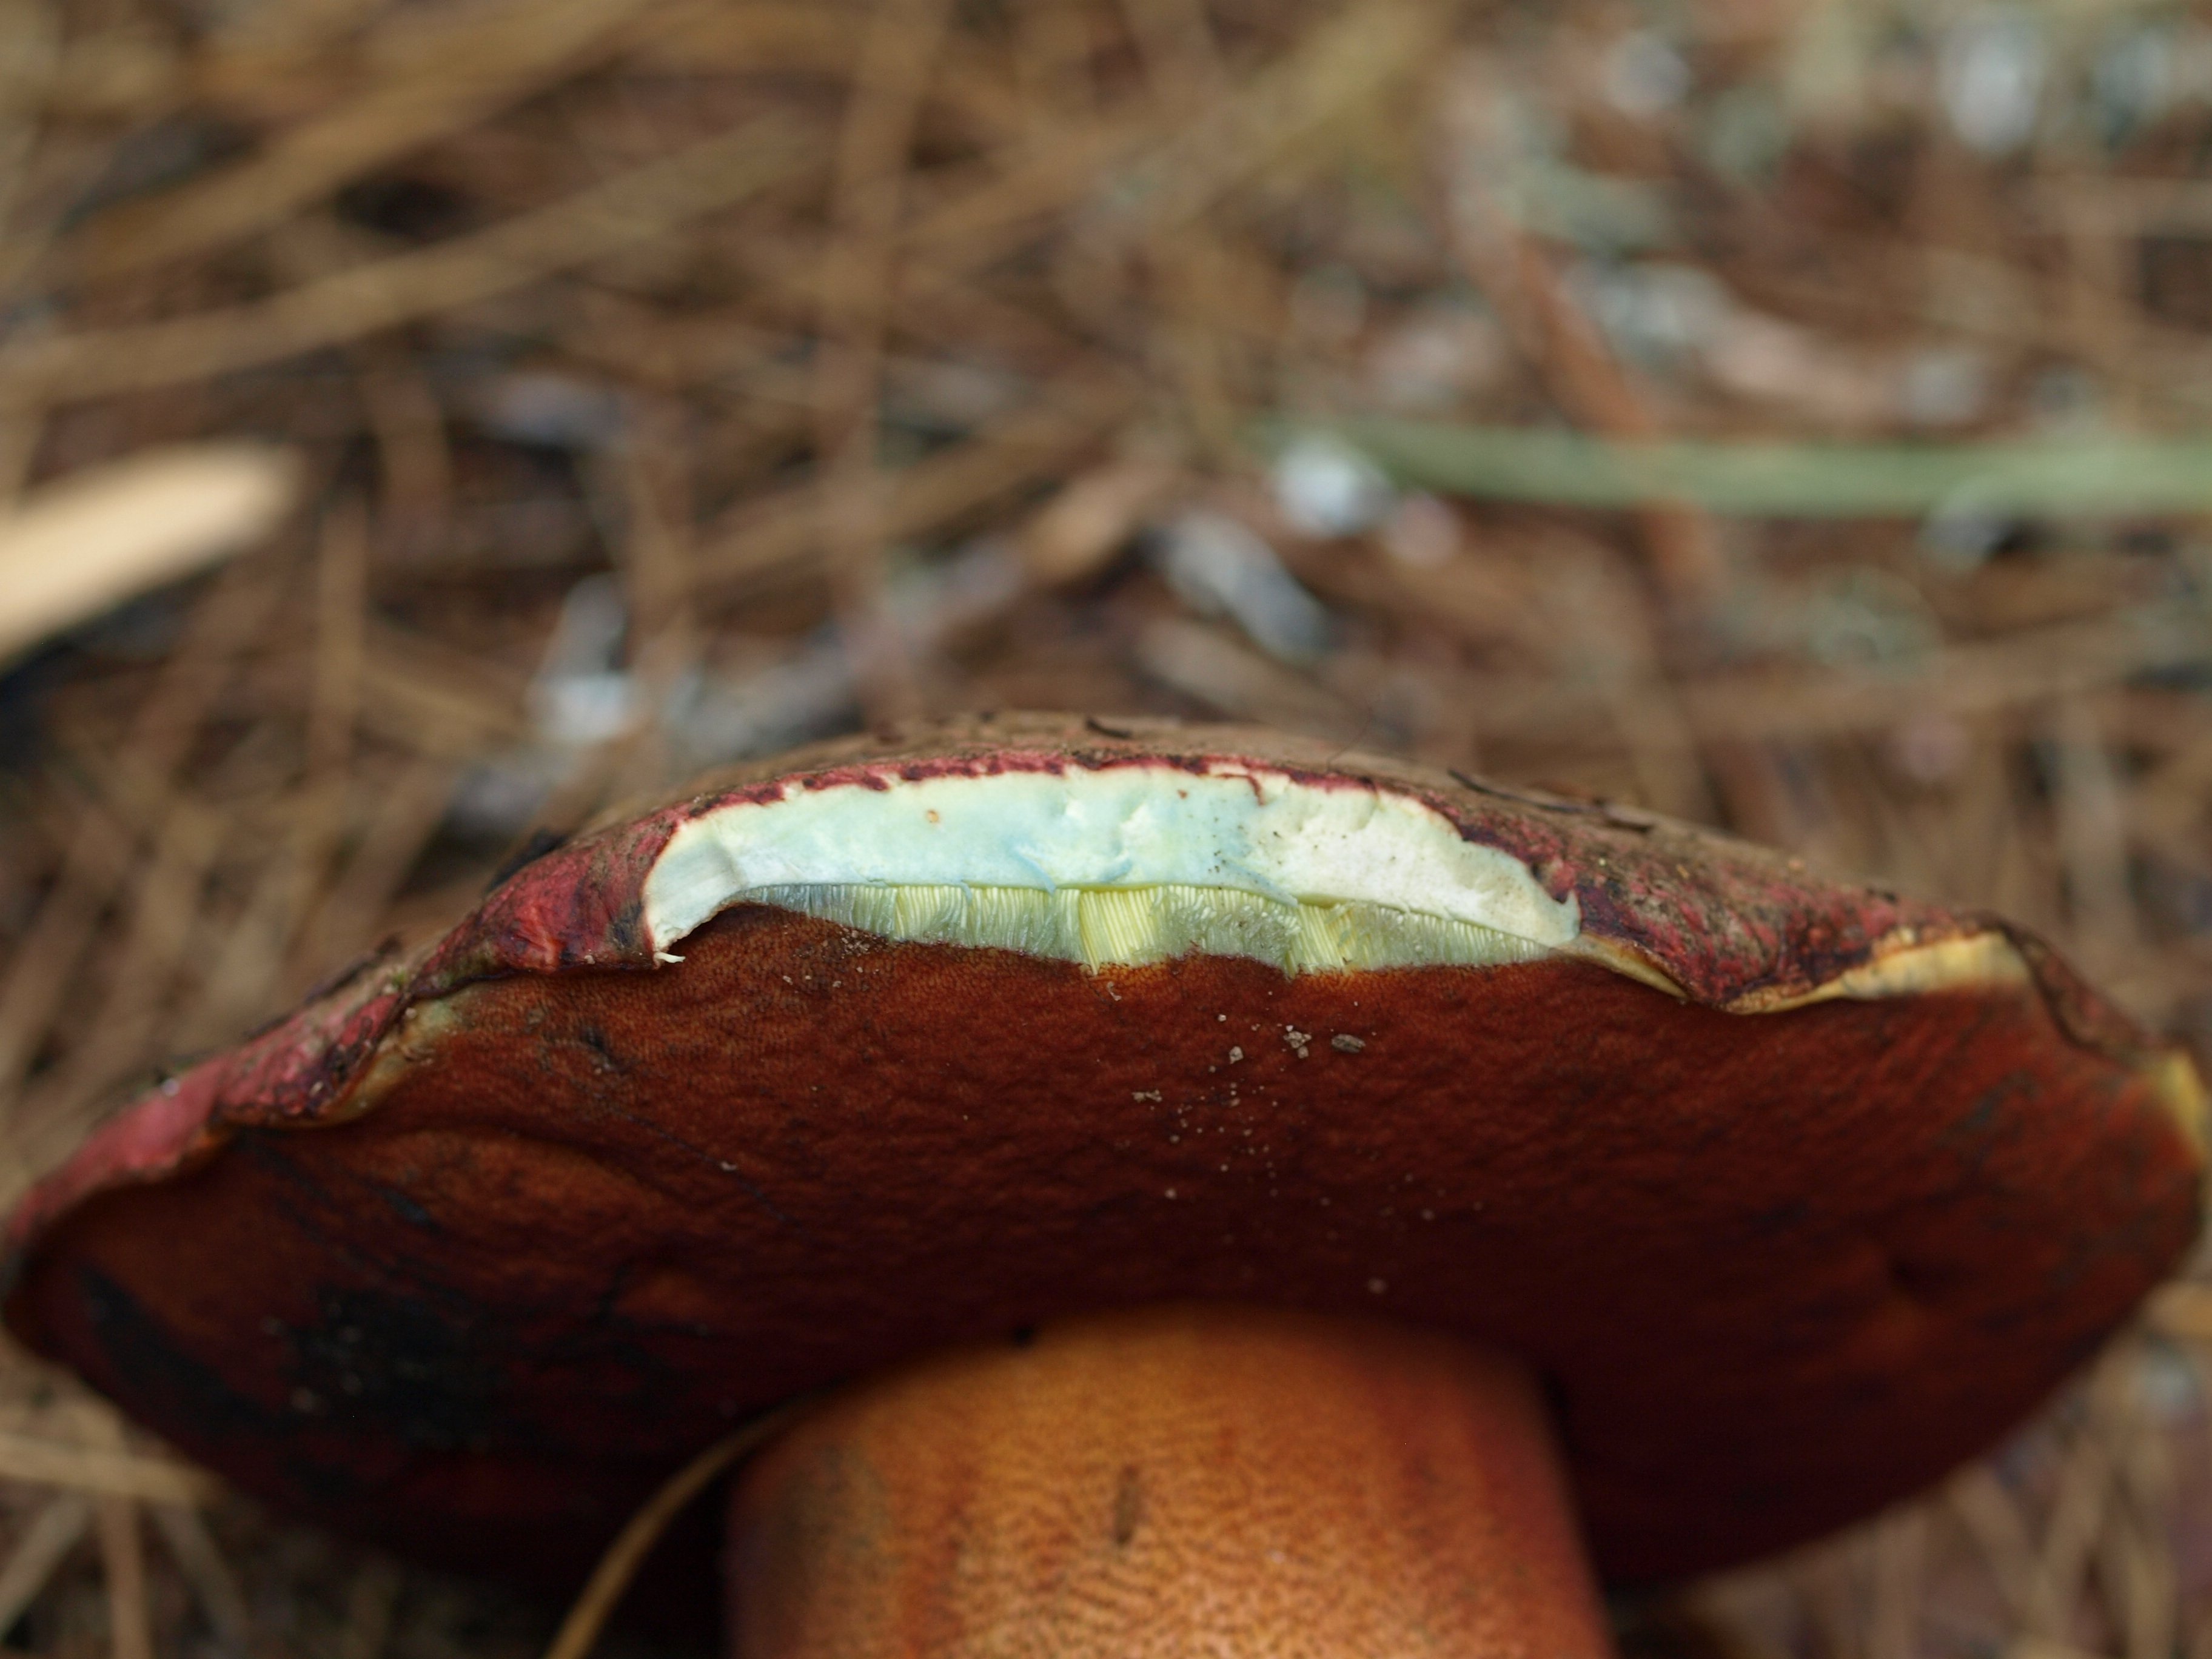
<box><xmin>736</xmin><ymin>882</ymin><xmax>1552</xmax><ymax>974</ymax></box>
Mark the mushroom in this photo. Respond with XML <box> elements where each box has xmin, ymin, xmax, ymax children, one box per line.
<box><xmin>5</xmin><ymin>715</ymin><xmax>2201</xmax><ymax>1657</ymax></box>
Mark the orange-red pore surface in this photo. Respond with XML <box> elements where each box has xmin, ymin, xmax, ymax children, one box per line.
<box><xmin>6</xmin><ymin>907</ymin><xmax>2199</xmax><ymax>1586</ymax></box>
<box><xmin>726</xmin><ymin>1305</ymin><xmax>1614</xmax><ymax>1659</ymax></box>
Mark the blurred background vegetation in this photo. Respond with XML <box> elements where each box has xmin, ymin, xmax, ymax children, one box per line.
<box><xmin>3</xmin><ymin>0</ymin><xmax>2212</xmax><ymax>1654</ymax></box>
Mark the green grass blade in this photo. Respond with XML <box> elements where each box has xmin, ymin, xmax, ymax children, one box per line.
<box><xmin>1326</xmin><ymin>418</ymin><xmax>2212</xmax><ymax>517</ymax></box>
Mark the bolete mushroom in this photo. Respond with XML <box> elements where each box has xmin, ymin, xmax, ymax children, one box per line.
<box><xmin>5</xmin><ymin>715</ymin><xmax>2201</xmax><ymax>1657</ymax></box>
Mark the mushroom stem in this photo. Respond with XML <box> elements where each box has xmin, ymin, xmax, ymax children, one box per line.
<box><xmin>725</xmin><ymin>1304</ymin><xmax>1615</xmax><ymax>1658</ymax></box>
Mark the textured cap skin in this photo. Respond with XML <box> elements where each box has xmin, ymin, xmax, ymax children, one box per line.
<box><xmin>2</xmin><ymin>714</ymin><xmax>2202</xmax><ymax>1590</ymax></box>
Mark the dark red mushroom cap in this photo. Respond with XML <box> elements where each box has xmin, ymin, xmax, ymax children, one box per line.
<box><xmin>4</xmin><ymin>714</ymin><xmax>2201</xmax><ymax>1587</ymax></box>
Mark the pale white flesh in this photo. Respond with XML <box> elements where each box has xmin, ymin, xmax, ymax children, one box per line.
<box><xmin>644</xmin><ymin>763</ymin><xmax>1577</xmax><ymax>973</ymax></box>
<box><xmin>640</xmin><ymin>760</ymin><xmax>2030</xmax><ymax>995</ymax></box>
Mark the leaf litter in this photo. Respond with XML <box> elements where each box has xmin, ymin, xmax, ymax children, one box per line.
<box><xmin>1</xmin><ymin>1</ymin><xmax>2212</xmax><ymax>1657</ymax></box>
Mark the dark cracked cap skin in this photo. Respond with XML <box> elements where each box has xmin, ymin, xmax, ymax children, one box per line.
<box><xmin>3</xmin><ymin>714</ymin><xmax>2203</xmax><ymax>1591</ymax></box>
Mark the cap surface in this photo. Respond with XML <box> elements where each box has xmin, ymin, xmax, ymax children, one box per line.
<box><xmin>4</xmin><ymin>714</ymin><xmax>2201</xmax><ymax>1586</ymax></box>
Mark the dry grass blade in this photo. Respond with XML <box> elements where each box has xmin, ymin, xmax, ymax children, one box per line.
<box><xmin>95</xmin><ymin>1498</ymin><xmax>150</xmax><ymax>1659</ymax></box>
<box><xmin>0</xmin><ymin>1433</ymin><xmax>217</xmax><ymax>1506</ymax></box>
<box><xmin>336</xmin><ymin>1558</ymin><xmax>400</xmax><ymax>1659</ymax></box>
<box><xmin>0</xmin><ymin>0</ymin><xmax>56</xmax><ymax>243</ymax></box>
<box><xmin>147</xmin><ymin>1503</ymin><xmax>249</xmax><ymax>1653</ymax></box>
<box><xmin>0</xmin><ymin>561</ymin><xmax>289</xmax><ymax>1146</ymax></box>
<box><xmin>1115</xmin><ymin>0</ymin><xmax>1443</xmax><ymax>235</ymax></box>
<box><xmin>1434</xmin><ymin>69</ymin><xmax>1724</xmax><ymax>608</ymax></box>
<box><xmin>0</xmin><ymin>0</ymin><xmax>2209</xmax><ymax>1655</ymax></box>
<box><xmin>10</xmin><ymin>780</ymin><xmax>227</xmax><ymax>1137</ymax></box>
<box><xmin>700</xmin><ymin>365</ymin><xmax>1141</xmax><ymax>590</ymax></box>
<box><xmin>0</xmin><ymin>1494</ymin><xmax>90</xmax><ymax>1637</ymax></box>
<box><xmin>813</xmin><ymin>0</ymin><xmax>957</xmax><ymax>717</ymax></box>
<box><xmin>8</xmin><ymin>115</ymin><xmax>811</xmax><ymax>403</ymax></box>
<box><xmin>64</xmin><ymin>0</ymin><xmax>665</xmax><ymax>281</ymax></box>
<box><xmin>1133</xmin><ymin>615</ymin><xmax>1362</xmax><ymax>734</ymax></box>
<box><xmin>1679</xmin><ymin>606</ymin><xmax>2212</xmax><ymax>742</ymax></box>
<box><xmin>540</xmin><ymin>1404</ymin><xmax>803</xmax><ymax>1659</ymax></box>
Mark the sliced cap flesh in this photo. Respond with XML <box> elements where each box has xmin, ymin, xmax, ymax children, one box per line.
<box><xmin>4</xmin><ymin>714</ymin><xmax>2200</xmax><ymax>1587</ymax></box>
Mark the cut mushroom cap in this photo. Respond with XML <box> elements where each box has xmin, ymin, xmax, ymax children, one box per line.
<box><xmin>4</xmin><ymin>712</ymin><xmax>2202</xmax><ymax>1596</ymax></box>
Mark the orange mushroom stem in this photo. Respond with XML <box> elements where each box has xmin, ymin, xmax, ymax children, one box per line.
<box><xmin>725</xmin><ymin>1304</ymin><xmax>1615</xmax><ymax>1659</ymax></box>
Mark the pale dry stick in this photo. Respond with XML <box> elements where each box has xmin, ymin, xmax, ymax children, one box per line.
<box><xmin>813</xmin><ymin>0</ymin><xmax>958</xmax><ymax>722</ymax></box>
<box><xmin>147</xmin><ymin>1504</ymin><xmax>250</xmax><ymax>1654</ymax></box>
<box><xmin>94</xmin><ymin>1498</ymin><xmax>150</xmax><ymax>1659</ymax></box>
<box><xmin>1</xmin><ymin>116</ymin><xmax>812</xmax><ymax>406</ymax></box>
<box><xmin>0</xmin><ymin>443</ymin><xmax>304</xmax><ymax>668</ymax></box>
<box><xmin>62</xmin><ymin>0</ymin><xmax>666</xmax><ymax>281</ymax></box>
<box><xmin>0</xmin><ymin>1495</ymin><xmax>90</xmax><ymax>1638</ymax></box>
